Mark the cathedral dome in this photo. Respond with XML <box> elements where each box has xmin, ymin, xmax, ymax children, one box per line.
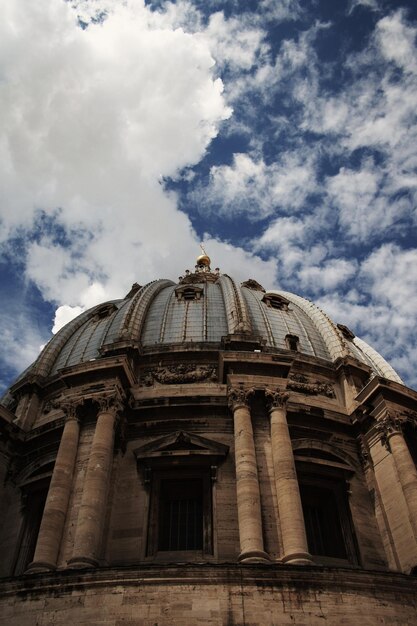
<box><xmin>20</xmin><ymin>272</ymin><xmax>401</xmax><ymax>385</ymax></box>
<box><xmin>1</xmin><ymin>262</ymin><xmax>417</xmax><ymax>625</ymax></box>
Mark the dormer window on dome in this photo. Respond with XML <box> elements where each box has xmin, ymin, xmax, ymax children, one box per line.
<box><xmin>262</xmin><ymin>293</ymin><xmax>290</xmax><ymax>311</ymax></box>
<box><xmin>175</xmin><ymin>285</ymin><xmax>203</xmax><ymax>301</ymax></box>
<box><xmin>286</xmin><ymin>334</ymin><xmax>300</xmax><ymax>351</ymax></box>
<box><xmin>93</xmin><ymin>302</ymin><xmax>117</xmax><ymax>321</ymax></box>
<box><xmin>337</xmin><ymin>324</ymin><xmax>355</xmax><ymax>340</ymax></box>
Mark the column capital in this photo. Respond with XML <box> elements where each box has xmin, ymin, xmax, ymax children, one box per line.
<box><xmin>50</xmin><ymin>398</ymin><xmax>80</xmax><ymax>422</ymax></box>
<box><xmin>376</xmin><ymin>412</ymin><xmax>405</xmax><ymax>451</ymax></box>
<box><xmin>60</xmin><ymin>400</ymin><xmax>80</xmax><ymax>423</ymax></box>
<box><xmin>96</xmin><ymin>394</ymin><xmax>124</xmax><ymax>417</ymax></box>
<box><xmin>228</xmin><ymin>386</ymin><xmax>254</xmax><ymax>411</ymax></box>
<box><xmin>265</xmin><ymin>388</ymin><xmax>289</xmax><ymax>412</ymax></box>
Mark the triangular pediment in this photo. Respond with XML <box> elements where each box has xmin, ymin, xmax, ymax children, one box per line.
<box><xmin>134</xmin><ymin>430</ymin><xmax>229</xmax><ymax>461</ymax></box>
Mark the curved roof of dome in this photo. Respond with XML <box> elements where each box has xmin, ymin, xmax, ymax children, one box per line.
<box><xmin>14</xmin><ymin>274</ymin><xmax>402</xmax><ymax>386</ymax></box>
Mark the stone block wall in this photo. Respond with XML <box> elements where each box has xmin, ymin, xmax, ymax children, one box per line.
<box><xmin>0</xmin><ymin>565</ymin><xmax>416</xmax><ymax>626</ymax></box>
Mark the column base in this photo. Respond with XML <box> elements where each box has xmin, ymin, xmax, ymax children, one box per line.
<box><xmin>238</xmin><ymin>550</ymin><xmax>270</xmax><ymax>563</ymax></box>
<box><xmin>67</xmin><ymin>556</ymin><xmax>99</xmax><ymax>570</ymax></box>
<box><xmin>281</xmin><ymin>551</ymin><xmax>313</xmax><ymax>565</ymax></box>
<box><xmin>25</xmin><ymin>561</ymin><xmax>57</xmax><ymax>574</ymax></box>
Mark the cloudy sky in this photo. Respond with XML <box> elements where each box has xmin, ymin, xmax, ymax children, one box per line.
<box><xmin>1</xmin><ymin>0</ymin><xmax>416</xmax><ymax>394</ymax></box>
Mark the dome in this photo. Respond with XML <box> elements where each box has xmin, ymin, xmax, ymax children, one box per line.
<box><xmin>17</xmin><ymin>272</ymin><xmax>401</xmax><ymax>385</ymax></box>
<box><xmin>1</xmin><ymin>262</ymin><xmax>417</xmax><ymax>625</ymax></box>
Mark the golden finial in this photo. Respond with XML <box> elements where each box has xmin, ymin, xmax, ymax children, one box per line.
<box><xmin>196</xmin><ymin>242</ymin><xmax>211</xmax><ymax>268</ymax></box>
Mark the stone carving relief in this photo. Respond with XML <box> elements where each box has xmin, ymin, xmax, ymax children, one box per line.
<box><xmin>141</xmin><ymin>364</ymin><xmax>217</xmax><ymax>386</ymax></box>
<box><xmin>287</xmin><ymin>374</ymin><xmax>335</xmax><ymax>398</ymax></box>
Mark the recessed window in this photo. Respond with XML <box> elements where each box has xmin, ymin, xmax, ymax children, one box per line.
<box><xmin>183</xmin><ymin>289</ymin><xmax>199</xmax><ymax>301</ymax></box>
<box><xmin>300</xmin><ymin>483</ymin><xmax>347</xmax><ymax>559</ymax></box>
<box><xmin>158</xmin><ymin>478</ymin><xmax>203</xmax><ymax>551</ymax></box>
<box><xmin>262</xmin><ymin>293</ymin><xmax>289</xmax><ymax>311</ymax></box>
<box><xmin>297</xmin><ymin>473</ymin><xmax>359</xmax><ymax>565</ymax></box>
<box><xmin>147</xmin><ymin>469</ymin><xmax>212</xmax><ymax>557</ymax></box>
<box><xmin>286</xmin><ymin>334</ymin><xmax>299</xmax><ymax>351</ymax></box>
<box><xmin>175</xmin><ymin>286</ymin><xmax>203</xmax><ymax>301</ymax></box>
<box><xmin>14</xmin><ymin>479</ymin><xmax>49</xmax><ymax>574</ymax></box>
<box><xmin>337</xmin><ymin>324</ymin><xmax>355</xmax><ymax>340</ymax></box>
<box><xmin>94</xmin><ymin>303</ymin><xmax>117</xmax><ymax>321</ymax></box>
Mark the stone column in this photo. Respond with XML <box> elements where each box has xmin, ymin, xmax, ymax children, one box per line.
<box><xmin>26</xmin><ymin>403</ymin><xmax>80</xmax><ymax>573</ymax></box>
<box><xmin>377</xmin><ymin>413</ymin><xmax>417</xmax><ymax>541</ymax></box>
<box><xmin>68</xmin><ymin>396</ymin><xmax>122</xmax><ymax>569</ymax></box>
<box><xmin>228</xmin><ymin>387</ymin><xmax>269</xmax><ymax>562</ymax></box>
<box><xmin>266</xmin><ymin>389</ymin><xmax>312</xmax><ymax>564</ymax></box>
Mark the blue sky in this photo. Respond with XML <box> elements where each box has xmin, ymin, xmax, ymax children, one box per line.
<box><xmin>1</xmin><ymin>0</ymin><xmax>417</xmax><ymax>394</ymax></box>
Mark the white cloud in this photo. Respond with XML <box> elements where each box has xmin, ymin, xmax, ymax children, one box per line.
<box><xmin>298</xmin><ymin>259</ymin><xmax>358</xmax><ymax>292</ymax></box>
<box><xmin>376</xmin><ymin>10</ymin><xmax>417</xmax><ymax>74</ymax></box>
<box><xmin>0</xmin><ymin>302</ymin><xmax>48</xmax><ymax>389</ymax></box>
<box><xmin>348</xmin><ymin>0</ymin><xmax>380</xmax><ymax>14</ymax></box>
<box><xmin>360</xmin><ymin>244</ymin><xmax>417</xmax><ymax>317</ymax></box>
<box><xmin>52</xmin><ymin>305</ymin><xmax>84</xmax><ymax>334</ymax></box>
<box><xmin>193</xmin><ymin>152</ymin><xmax>318</xmax><ymax>219</ymax></box>
<box><xmin>316</xmin><ymin>244</ymin><xmax>417</xmax><ymax>387</ymax></box>
<box><xmin>0</xmin><ymin>2</ymin><xmax>249</xmax><ymax>293</ymax></box>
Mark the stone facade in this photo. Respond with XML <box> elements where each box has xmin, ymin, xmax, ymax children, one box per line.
<box><xmin>1</xmin><ymin>261</ymin><xmax>417</xmax><ymax>624</ymax></box>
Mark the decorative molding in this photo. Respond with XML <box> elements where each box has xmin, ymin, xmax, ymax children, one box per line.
<box><xmin>265</xmin><ymin>388</ymin><xmax>289</xmax><ymax>410</ymax></box>
<box><xmin>287</xmin><ymin>374</ymin><xmax>335</xmax><ymax>398</ymax></box>
<box><xmin>141</xmin><ymin>364</ymin><xmax>217</xmax><ymax>386</ymax></box>
<box><xmin>227</xmin><ymin>387</ymin><xmax>255</xmax><ymax>411</ymax></box>
<box><xmin>134</xmin><ymin>430</ymin><xmax>229</xmax><ymax>462</ymax></box>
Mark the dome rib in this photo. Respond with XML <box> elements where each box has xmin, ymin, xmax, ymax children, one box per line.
<box><xmin>219</xmin><ymin>275</ymin><xmax>252</xmax><ymax>334</ymax></box>
<box><xmin>33</xmin><ymin>303</ymin><xmax>120</xmax><ymax>378</ymax></box>
<box><xmin>242</xmin><ymin>287</ymin><xmax>276</xmax><ymax>346</ymax></box>
<box><xmin>122</xmin><ymin>279</ymin><xmax>175</xmax><ymax>343</ymax></box>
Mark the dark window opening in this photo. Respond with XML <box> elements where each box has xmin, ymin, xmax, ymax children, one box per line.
<box><xmin>286</xmin><ymin>334</ymin><xmax>299</xmax><ymax>351</ymax></box>
<box><xmin>261</xmin><ymin>293</ymin><xmax>289</xmax><ymax>310</ymax></box>
<box><xmin>147</xmin><ymin>469</ymin><xmax>212</xmax><ymax>557</ymax></box>
<box><xmin>183</xmin><ymin>289</ymin><xmax>198</xmax><ymax>301</ymax></box>
<box><xmin>404</xmin><ymin>422</ymin><xmax>417</xmax><ymax>468</ymax></box>
<box><xmin>300</xmin><ymin>484</ymin><xmax>347</xmax><ymax>559</ymax></box>
<box><xmin>14</xmin><ymin>481</ymin><xmax>49</xmax><ymax>574</ymax></box>
<box><xmin>337</xmin><ymin>323</ymin><xmax>355</xmax><ymax>340</ymax></box>
<box><xmin>158</xmin><ymin>479</ymin><xmax>203</xmax><ymax>551</ymax></box>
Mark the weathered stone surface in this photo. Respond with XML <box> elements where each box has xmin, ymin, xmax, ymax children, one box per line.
<box><xmin>0</xmin><ymin>565</ymin><xmax>416</xmax><ymax>626</ymax></box>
